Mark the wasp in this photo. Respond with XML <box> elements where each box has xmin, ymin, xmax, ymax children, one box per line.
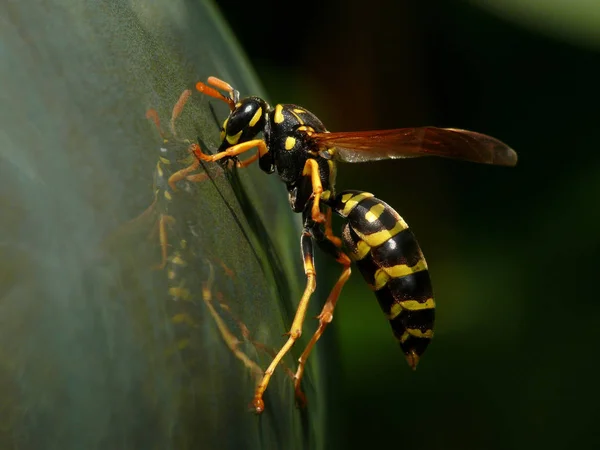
<box><xmin>193</xmin><ymin>76</ymin><xmax>518</xmax><ymax>413</ymax></box>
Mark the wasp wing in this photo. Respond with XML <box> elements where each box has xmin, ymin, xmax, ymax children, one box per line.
<box><xmin>313</xmin><ymin>127</ymin><xmax>517</xmax><ymax>166</ymax></box>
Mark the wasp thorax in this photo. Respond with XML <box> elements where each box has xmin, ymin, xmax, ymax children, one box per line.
<box><xmin>220</xmin><ymin>96</ymin><xmax>268</xmax><ymax>148</ymax></box>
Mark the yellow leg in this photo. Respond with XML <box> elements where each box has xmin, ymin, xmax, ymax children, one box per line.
<box><xmin>294</xmin><ymin>252</ymin><xmax>352</xmax><ymax>406</ymax></box>
<box><xmin>153</xmin><ymin>214</ymin><xmax>176</xmax><ymax>270</ymax></box>
<box><xmin>201</xmin><ymin>264</ymin><xmax>264</xmax><ymax>382</ymax></box>
<box><xmin>252</xmin><ymin>231</ymin><xmax>317</xmax><ymax>413</ymax></box>
<box><xmin>193</xmin><ymin>139</ymin><xmax>268</xmax><ymax>166</ymax></box>
<box><xmin>303</xmin><ymin>159</ymin><xmax>326</xmax><ymax>224</ymax></box>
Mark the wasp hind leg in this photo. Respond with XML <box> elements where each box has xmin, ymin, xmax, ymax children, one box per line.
<box><xmin>293</xmin><ymin>221</ymin><xmax>352</xmax><ymax>407</ymax></box>
<box><xmin>252</xmin><ymin>228</ymin><xmax>318</xmax><ymax>413</ymax></box>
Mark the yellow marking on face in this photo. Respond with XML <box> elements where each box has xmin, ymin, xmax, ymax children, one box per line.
<box><xmin>163</xmin><ymin>190</ymin><xmax>172</xmax><ymax>201</ymax></box>
<box><xmin>399</xmin><ymin>298</ymin><xmax>435</xmax><ymax>311</ymax></box>
<box><xmin>249</xmin><ymin>107</ymin><xmax>262</xmax><ymax>127</ymax></box>
<box><xmin>159</xmin><ymin>156</ymin><xmax>170</xmax><ymax>165</ymax></box>
<box><xmin>341</xmin><ymin>192</ymin><xmax>374</xmax><ymax>216</ymax></box>
<box><xmin>285</xmin><ymin>136</ymin><xmax>296</xmax><ymax>150</ymax></box>
<box><xmin>274</xmin><ymin>104</ymin><xmax>284</xmax><ymax>123</ymax></box>
<box><xmin>355</xmin><ymin>220</ymin><xmax>408</xmax><ymax>247</ymax></box>
<box><xmin>171</xmin><ymin>313</ymin><xmax>196</xmax><ymax>326</ymax></box>
<box><xmin>171</xmin><ymin>255</ymin><xmax>186</xmax><ymax>266</ymax></box>
<box><xmin>226</xmin><ymin>130</ymin><xmax>243</xmax><ymax>144</ymax></box>
<box><xmin>383</xmin><ymin>258</ymin><xmax>428</xmax><ymax>279</ymax></box>
<box><xmin>168</xmin><ymin>287</ymin><xmax>190</xmax><ymax>300</ymax></box>
<box><xmin>364</xmin><ymin>203</ymin><xmax>386</xmax><ymax>223</ymax></box>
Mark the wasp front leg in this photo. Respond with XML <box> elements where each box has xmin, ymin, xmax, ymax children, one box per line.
<box><xmin>194</xmin><ymin>139</ymin><xmax>268</xmax><ymax>169</ymax></box>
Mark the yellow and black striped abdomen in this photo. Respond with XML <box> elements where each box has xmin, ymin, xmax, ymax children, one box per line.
<box><xmin>331</xmin><ymin>190</ymin><xmax>435</xmax><ymax>369</ymax></box>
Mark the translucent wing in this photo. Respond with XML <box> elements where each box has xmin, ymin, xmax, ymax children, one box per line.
<box><xmin>313</xmin><ymin>127</ymin><xmax>517</xmax><ymax>166</ymax></box>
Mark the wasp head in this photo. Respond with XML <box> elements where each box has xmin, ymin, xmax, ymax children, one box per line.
<box><xmin>218</xmin><ymin>96</ymin><xmax>268</xmax><ymax>151</ymax></box>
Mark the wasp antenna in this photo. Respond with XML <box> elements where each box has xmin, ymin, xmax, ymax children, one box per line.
<box><xmin>145</xmin><ymin>109</ymin><xmax>164</xmax><ymax>138</ymax></box>
<box><xmin>196</xmin><ymin>81</ymin><xmax>235</xmax><ymax>111</ymax></box>
<box><xmin>170</xmin><ymin>89</ymin><xmax>193</xmax><ymax>138</ymax></box>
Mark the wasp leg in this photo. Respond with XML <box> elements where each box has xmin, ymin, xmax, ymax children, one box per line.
<box><xmin>294</xmin><ymin>223</ymin><xmax>352</xmax><ymax>406</ymax></box>
<box><xmin>200</xmin><ymin>263</ymin><xmax>263</xmax><ymax>381</ymax></box>
<box><xmin>252</xmin><ymin>229</ymin><xmax>317</xmax><ymax>414</ymax></box>
<box><xmin>324</xmin><ymin>209</ymin><xmax>342</xmax><ymax>248</ymax></box>
<box><xmin>193</xmin><ymin>139</ymin><xmax>268</xmax><ymax>167</ymax></box>
<box><xmin>153</xmin><ymin>214</ymin><xmax>176</xmax><ymax>270</ymax></box>
<box><xmin>215</xmin><ymin>291</ymin><xmax>295</xmax><ymax>381</ymax></box>
<box><xmin>303</xmin><ymin>159</ymin><xmax>326</xmax><ymax>224</ymax></box>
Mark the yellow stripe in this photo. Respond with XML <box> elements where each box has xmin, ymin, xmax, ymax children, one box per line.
<box><xmin>168</xmin><ymin>287</ymin><xmax>190</xmax><ymax>300</ymax></box>
<box><xmin>399</xmin><ymin>328</ymin><xmax>434</xmax><ymax>343</ymax></box>
<box><xmin>388</xmin><ymin>303</ymin><xmax>403</xmax><ymax>320</ymax></box>
<box><xmin>156</xmin><ymin>162</ymin><xmax>164</xmax><ymax>177</ymax></box>
<box><xmin>383</xmin><ymin>258</ymin><xmax>428</xmax><ymax>278</ymax></box>
<box><xmin>249</xmin><ymin>107</ymin><xmax>262</xmax><ymax>127</ymax></box>
<box><xmin>321</xmin><ymin>190</ymin><xmax>331</xmax><ymax>201</ymax></box>
<box><xmin>226</xmin><ymin>130</ymin><xmax>243</xmax><ymax>144</ymax></box>
<box><xmin>274</xmin><ymin>104</ymin><xmax>284</xmax><ymax>123</ymax></box>
<box><xmin>387</xmin><ymin>298</ymin><xmax>435</xmax><ymax>319</ymax></box>
<box><xmin>341</xmin><ymin>192</ymin><xmax>374</xmax><ymax>216</ymax></box>
<box><xmin>400</xmin><ymin>298</ymin><xmax>435</xmax><ymax>311</ymax></box>
<box><xmin>285</xmin><ymin>136</ymin><xmax>296</xmax><ymax>150</ymax></box>
<box><xmin>354</xmin><ymin>240</ymin><xmax>371</xmax><ymax>260</ymax></box>
<box><xmin>364</xmin><ymin>203</ymin><xmax>386</xmax><ymax>223</ymax></box>
<box><xmin>355</xmin><ymin>220</ymin><xmax>408</xmax><ymax>248</ymax></box>
<box><xmin>158</xmin><ymin>156</ymin><xmax>170</xmax><ymax>165</ymax></box>
<box><xmin>341</xmin><ymin>193</ymin><xmax>353</xmax><ymax>203</ymax></box>
<box><xmin>374</xmin><ymin>259</ymin><xmax>427</xmax><ymax>290</ymax></box>
<box><xmin>293</xmin><ymin>108</ymin><xmax>305</xmax><ymax>114</ymax></box>
<box><xmin>163</xmin><ymin>190</ymin><xmax>172</xmax><ymax>200</ymax></box>
<box><xmin>167</xmin><ymin>270</ymin><xmax>176</xmax><ymax>280</ymax></box>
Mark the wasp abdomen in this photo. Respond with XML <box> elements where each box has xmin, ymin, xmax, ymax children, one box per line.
<box><xmin>331</xmin><ymin>190</ymin><xmax>435</xmax><ymax>369</ymax></box>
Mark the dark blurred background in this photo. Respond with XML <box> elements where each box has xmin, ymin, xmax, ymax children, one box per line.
<box><xmin>214</xmin><ymin>1</ymin><xmax>600</xmax><ymax>449</ymax></box>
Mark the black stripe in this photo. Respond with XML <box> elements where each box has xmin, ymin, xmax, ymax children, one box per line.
<box><xmin>371</xmin><ymin>228</ymin><xmax>422</xmax><ymax>268</ymax></box>
<box><xmin>390</xmin><ymin>308</ymin><xmax>435</xmax><ymax>337</ymax></box>
<box><xmin>374</xmin><ymin>270</ymin><xmax>433</xmax><ymax>307</ymax></box>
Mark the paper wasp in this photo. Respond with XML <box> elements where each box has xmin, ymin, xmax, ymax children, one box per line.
<box><xmin>193</xmin><ymin>76</ymin><xmax>518</xmax><ymax>413</ymax></box>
